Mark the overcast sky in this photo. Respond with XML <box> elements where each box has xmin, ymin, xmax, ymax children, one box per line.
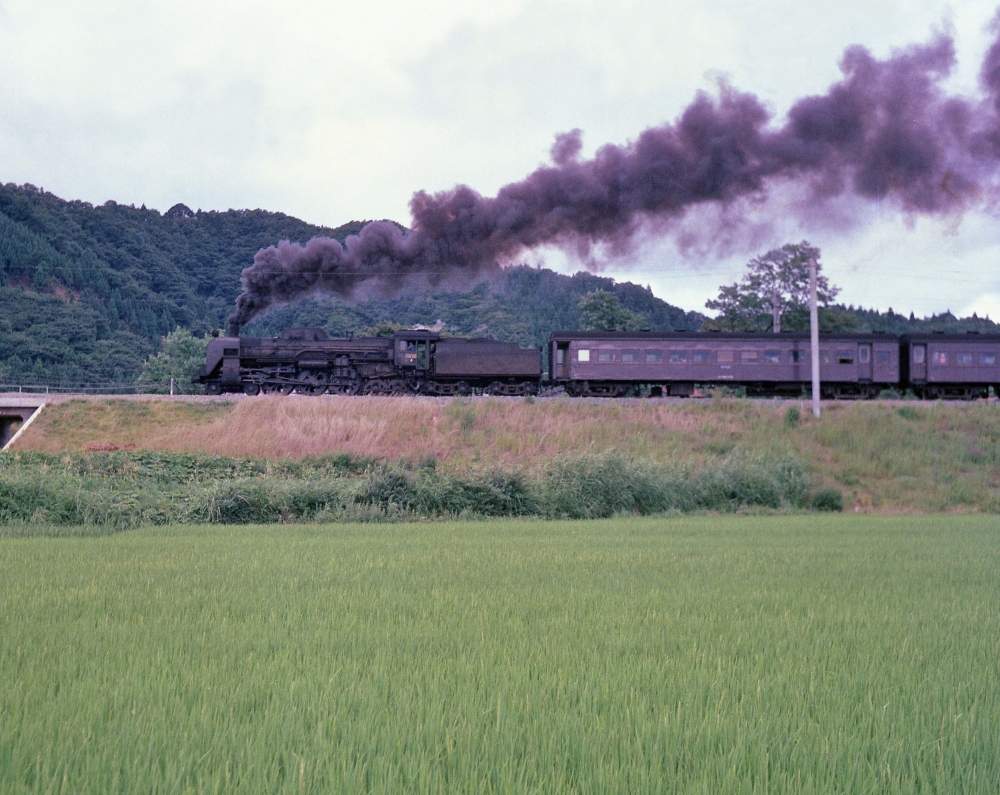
<box><xmin>1</xmin><ymin>0</ymin><xmax>999</xmax><ymax>319</ymax></box>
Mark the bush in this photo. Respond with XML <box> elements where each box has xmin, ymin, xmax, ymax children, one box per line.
<box><xmin>539</xmin><ymin>452</ymin><xmax>811</xmax><ymax>518</ymax></box>
<box><xmin>540</xmin><ymin>454</ymin><xmax>671</xmax><ymax>519</ymax></box>
<box><xmin>0</xmin><ymin>450</ymin><xmax>819</xmax><ymax>529</ymax></box>
<box><xmin>0</xmin><ymin>479</ymin><xmax>69</xmax><ymax>523</ymax></box>
<box><xmin>810</xmin><ymin>488</ymin><xmax>844</xmax><ymax>512</ymax></box>
<box><xmin>682</xmin><ymin>453</ymin><xmax>807</xmax><ymax>513</ymax></box>
<box><xmin>784</xmin><ymin>406</ymin><xmax>800</xmax><ymax>427</ymax></box>
<box><xmin>201</xmin><ymin>481</ymin><xmax>284</xmax><ymax>524</ymax></box>
<box><xmin>358</xmin><ymin>465</ymin><xmax>539</xmax><ymax>518</ymax></box>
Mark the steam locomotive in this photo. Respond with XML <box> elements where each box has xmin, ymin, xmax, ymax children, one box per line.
<box><xmin>196</xmin><ymin>327</ymin><xmax>541</xmax><ymax>396</ymax></box>
<box><xmin>195</xmin><ymin>327</ymin><xmax>1000</xmax><ymax>399</ymax></box>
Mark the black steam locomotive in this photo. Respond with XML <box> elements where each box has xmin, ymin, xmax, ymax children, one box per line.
<box><xmin>195</xmin><ymin>327</ymin><xmax>1000</xmax><ymax>399</ymax></box>
<box><xmin>196</xmin><ymin>327</ymin><xmax>541</xmax><ymax>396</ymax></box>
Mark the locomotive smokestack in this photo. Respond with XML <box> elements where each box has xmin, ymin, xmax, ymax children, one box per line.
<box><xmin>230</xmin><ymin>12</ymin><xmax>1000</xmax><ymax>327</ymax></box>
<box><xmin>228</xmin><ymin>320</ymin><xmax>240</xmax><ymax>338</ymax></box>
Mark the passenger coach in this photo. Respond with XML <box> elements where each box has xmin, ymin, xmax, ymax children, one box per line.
<box><xmin>902</xmin><ymin>332</ymin><xmax>1000</xmax><ymax>399</ymax></box>
<box><xmin>549</xmin><ymin>331</ymin><xmax>901</xmax><ymax>398</ymax></box>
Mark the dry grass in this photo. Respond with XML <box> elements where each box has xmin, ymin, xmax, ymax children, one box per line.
<box><xmin>12</xmin><ymin>396</ymin><xmax>1000</xmax><ymax>512</ymax></box>
<box><xmin>13</xmin><ymin>396</ymin><xmax>750</xmax><ymax>467</ymax></box>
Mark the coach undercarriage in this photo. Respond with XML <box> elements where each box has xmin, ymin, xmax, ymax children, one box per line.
<box><xmin>562</xmin><ymin>380</ymin><xmax>889</xmax><ymax>399</ymax></box>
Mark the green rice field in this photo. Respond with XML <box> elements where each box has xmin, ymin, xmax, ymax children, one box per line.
<box><xmin>2</xmin><ymin>515</ymin><xmax>999</xmax><ymax>792</ymax></box>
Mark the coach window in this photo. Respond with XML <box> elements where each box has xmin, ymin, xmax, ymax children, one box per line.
<box><xmin>876</xmin><ymin>350</ymin><xmax>891</xmax><ymax>364</ymax></box>
<box><xmin>693</xmin><ymin>350</ymin><xmax>710</xmax><ymax>363</ymax></box>
<box><xmin>913</xmin><ymin>346</ymin><xmax>925</xmax><ymax>364</ymax></box>
<box><xmin>956</xmin><ymin>352</ymin><xmax>973</xmax><ymax>365</ymax></box>
<box><xmin>621</xmin><ymin>350</ymin><xmax>639</xmax><ymax>363</ymax></box>
<box><xmin>555</xmin><ymin>348</ymin><xmax>565</xmax><ymax>365</ymax></box>
<box><xmin>740</xmin><ymin>350</ymin><xmax>758</xmax><ymax>363</ymax></box>
<box><xmin>858</xmin><ymin>346</ymin><xmax>870</xmax><ymax>364</ymax></box>
<box><xmin>669</xmin><ymin>350</ymin><xmax>688</xmax><ymax>363</ymax></box>
<box><xmin>836</xmin><ymin>350</ymin><xmax>854</xmax><ymax>364</ymax></box>
<box><xmin>598</xmin><ymin>350</ymin><xmax>614</xmax><ymax>363</ymax></box>
<box><xmin>932</xmin><ymin>351</ymin><xmax>947</xmax><ymax>365</ymax></box>
<box><xmin>577</xmin><ymin>349</ymin><xmax>590</xmax><ymax>362</ymax></box>
<box><xmin>789</xmin><ymin>350</ymin><xmax>806</xmax><ymax>363</ymax></box>
<box><xmin>764</xmin><ymin>350</ymin><xmax>781</xmax><ymax>363</ymax></box>
<box><xmin>820</xmin><ymin>351</ymin><xmax>830</xmax><ymax>364</ymax></box>
<box><xmin>717</xmin><ymin>349</ymin><xmax>734</xmax><ymax>363</ymax></box>
<box><xmin>645</xmin><ymin>350</ymin><xmax>663</xmax><ymax>363</ymax></box>
<box><xmin>980</xmin><ymin>352</ymin><xmax>997</xmax><ymax>365</ymax></box>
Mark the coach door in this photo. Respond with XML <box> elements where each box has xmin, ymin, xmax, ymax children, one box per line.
<box><xmin>554</xmin><ymin>342</ymin><xmax>570</xmax><ymax>379</ymax></box>
<box><xmin>911</xmin><ymin>344</ymin><xmax>927</xmax><ymax>381</ymax></box>
<box><xmin>858</xmin><ymin>344</ymin><xmax>872</xmax><ymax>381</ymax></box>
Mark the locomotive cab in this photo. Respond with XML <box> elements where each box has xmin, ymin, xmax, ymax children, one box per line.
<box><xmin>393</xmin><ymin>331</ymin><xmax>437</xmax><ymax>370</ymax></box>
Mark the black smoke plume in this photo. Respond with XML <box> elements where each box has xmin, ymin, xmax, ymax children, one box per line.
<box><xmin>230</xmin><ymin>16</ymin><xmax>1000</xmax><ymax>329</ymax></box>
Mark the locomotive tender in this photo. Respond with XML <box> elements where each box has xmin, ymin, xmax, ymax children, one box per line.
<box><xmin>195</xmin><ymin>327</ymin><xmax>1000</xmax><ymax>399</ymax></box>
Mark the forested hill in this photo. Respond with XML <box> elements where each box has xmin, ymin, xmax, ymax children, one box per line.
<box><xmin>0</xmin><ymin>182</ymin><xmax>704</xmax><ymax>385</ymax></box>
<box><xmin>2</xmin><ymin>181</ymin><xmax>997</xmax><ymax>387</ymax></box>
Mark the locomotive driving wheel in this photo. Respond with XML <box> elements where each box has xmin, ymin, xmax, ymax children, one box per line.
<box><xmin>295</xmin><ymin>372</ymin><xmax>329</xmax><ymax>395</ymax></box>
<box><xmin>327</xmin><ymin>371</ymin><xmax>361</xmax><ymax>396</ymax></box>
<box><xmin>361</xmin><ymin>378</ymin><xmax>389</xmax><ymax>395</ymax></box>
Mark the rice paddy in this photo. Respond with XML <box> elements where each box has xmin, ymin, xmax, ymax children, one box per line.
<box><xmin>2</xmin><ymin>514</ymin><xmax>998</xmax><ymax>792</ymax></box>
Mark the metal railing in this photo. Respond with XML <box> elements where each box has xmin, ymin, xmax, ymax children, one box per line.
<box><xmin>0</xmin><ymin>379</ymin><xmax>185</xmax><ymax>395</ymax></box>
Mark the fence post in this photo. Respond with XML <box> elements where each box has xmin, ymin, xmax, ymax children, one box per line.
<box><xmin>170</xmin><ymin>377</ymin><xmax>175</xmax><ymax>396</ymax></box>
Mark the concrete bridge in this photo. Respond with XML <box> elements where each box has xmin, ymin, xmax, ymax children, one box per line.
<box><xmin>0</xmin><ymin>397</ymin><xmax>46</xmax><ymax>450</ymax></box>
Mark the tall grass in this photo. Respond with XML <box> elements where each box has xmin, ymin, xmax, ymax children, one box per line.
<box><xmin>12</xmin><ymin>396</ymin><xmax>1000</xmax><ymax>512</ymax></box>
<box><xmin>0</xmin><ymin>450</ymin><xmax>821</xmax><ymax>530</ymax></box>
<box><xmin>2</xmin><ymin>515</ymin><xmax>999</xmax><ymax>792</ymax></box>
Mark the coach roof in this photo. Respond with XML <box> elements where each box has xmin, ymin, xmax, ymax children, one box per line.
<box><xmin>548</xmin><ymin>331</ymin><xmax>897</xmax><ymax>342</ymax></box>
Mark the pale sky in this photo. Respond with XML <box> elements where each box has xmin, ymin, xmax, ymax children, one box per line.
<box><xmin>2</xmin><ymin>0</ymin><xmax>999</xmax><ymax>319</ymax></box>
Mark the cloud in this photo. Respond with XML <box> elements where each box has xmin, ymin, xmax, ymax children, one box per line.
<box><xmin>1</xmin><ymin>0</ymin><xmax>1000</xmax><ymax>317</ymax></box>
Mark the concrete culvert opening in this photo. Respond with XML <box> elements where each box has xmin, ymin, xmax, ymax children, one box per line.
<box><xmin>1</xmin><ymin>416</ymin><xmax>23</xmax><ymax>447</ymax></box>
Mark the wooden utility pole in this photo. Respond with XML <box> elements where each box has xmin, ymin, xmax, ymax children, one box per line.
<box><xmin>772</xmin><ymin>287</ymin><xmax>781</xmax><ymax>333</ymax></box>
<box><xmin>809</xmin><ymin>256</ymin><xmax>820</xmax><ymax>418</ymax></box>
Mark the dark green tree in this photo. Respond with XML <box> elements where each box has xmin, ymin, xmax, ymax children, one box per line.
<box><xmin>704</xmin><ymin>242</ymin><xmax>839</xmax><ymax>332</ymax></box>
<box><xmin>138</xmin><ymin>329</ymin><xmax>210</xmax><ymax>393</ymax></box>
<box><xmin>578</xmin><ymin>290</ymin><xmax>646</xmax><ymax>331</ymax></box>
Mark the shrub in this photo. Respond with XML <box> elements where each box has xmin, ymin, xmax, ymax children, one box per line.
<box><xmin>539</xmin><ymin>452</ymin><xmax>810</xmax><ymax>518</ymax></box>
<box><xmin>201</xmin><ymin>481</ymin><xmax>283</xmax><ymax>524</ymax></box>
<box><xmin>810</xmin><ymin>488</ymin><xmax>844</xmax><ymax>512</ymax></box>
<box><xmin>358</xmin><ymin>467</ymin><xmax>416</xmax><ymax>510</ymax></box>
<box><xmin>0</xmin><ymin>450</ymin><xmax>819</xmax><ymax>528</ymax></box>
<box><xmin>0</xmin><ymin>479</ymin><xmax>64</xmax><ymax>523</ymax></box>
<box><xmin>896</xmin><ymin>406</ymin><xmax>920</xmax><ymax>420</ymax></box>
<box><xmin>540</xmin><ymin>454</ymin><xmax>671</xmax><ymax>519</ymax></box>
<box><xmin>784</xmin><ymin>406</ymin><xmax>800</xmax><ymax>427</ymax></box>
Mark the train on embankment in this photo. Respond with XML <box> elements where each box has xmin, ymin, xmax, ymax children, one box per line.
<box><xmin>194</xmin><ymin>327</ymin><xmax>1000</xmax><ymax>400</ymax></box>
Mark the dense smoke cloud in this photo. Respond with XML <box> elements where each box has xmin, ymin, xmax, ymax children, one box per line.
<box><xmin>231</xmin><ymin>16</ymin><xmax>1000</xmax><ymax>328</ymax></box>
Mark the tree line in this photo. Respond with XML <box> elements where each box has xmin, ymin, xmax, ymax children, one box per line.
<box><xmin>0</xmin><ymin>183</ymin><xmax>995</xmax><ymax>389</ymax></box>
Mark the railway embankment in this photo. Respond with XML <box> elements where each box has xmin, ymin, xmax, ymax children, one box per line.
<box><xmin>3</xmin><ymin>394</ymin><xmax>999</xmax><ymax>516</ymax></box>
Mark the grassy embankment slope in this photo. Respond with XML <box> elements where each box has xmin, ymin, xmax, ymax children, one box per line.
<box><xmin>2</xmin><ymin>515</ymin><xmax>998</xmax><ymax>792</ymax></box>
<box><xmin>14</xmin><ymin>396</ymin><xmax>1000</xmax><ymax>513</ymax></box>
